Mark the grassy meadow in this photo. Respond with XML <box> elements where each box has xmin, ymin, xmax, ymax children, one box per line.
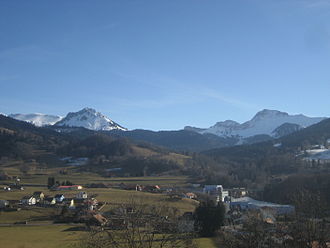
<box><xmin>0</xmin><ymin>162</ymin><xmax>216</xmax><ymax>248</ymax></box>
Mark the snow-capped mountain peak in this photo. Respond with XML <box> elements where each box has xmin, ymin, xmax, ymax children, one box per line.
<box><xmin>54</xmin><ymin>107</ymin><xmax>127</xmax><ymax>131</ymax></box>
<box><xmin>9</xmin><ymin>113</ymin><xmax>63</xmax><ymax>127</ymax></box>
<box><xmin>212</xmin><ymin>120</ymin><xmax>240</xmax><ymax>128</ymax></box>
<box><xmin>251</xmin><ymin>109</ymin><xmax>288</xmax><ymax>121</ymax></box>
<box><xmin>184</xmin><ymin>109</ymin><xmax>326</xmax><ymax>139</ymax></box>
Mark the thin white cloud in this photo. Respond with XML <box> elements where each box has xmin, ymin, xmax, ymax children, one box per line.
<box><xmin>115</xmin><ymin>68</ymin><xmax>260</xmax><ymax>110</ymax></box>
<box><xmin>199</xmin><ymin>87</ymin><xmax>260</xmax><ymax>110</ymax></box>
<box><xmin>302</xmin><ymin>0</ymin><xmax>330</xmax><ymax>8</ymax></box>
<box><xmin>113</xmin><ymin>71</ymin><xmax>259</xmax><ymax>111</ymax></box>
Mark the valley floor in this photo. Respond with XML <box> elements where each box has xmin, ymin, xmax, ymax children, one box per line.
<box><xmin>0</xmin><ymin>167</ymin><xmax>215</xmax><ymax>248</ymax></box>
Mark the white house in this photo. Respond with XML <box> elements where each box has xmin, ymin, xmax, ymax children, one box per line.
<box><xmin>76</xmin><ymin>191</ymin><xmax>88</xmax><ymax>199</ymax></box>
<box><xmin>64</xmin><ymin>199</ymin><xmax>75</xmax><ymax>209</ymax></box>
<box><xmin>203</xmin><ymin>185</ymin><xmax>229</xmax><ymax>203</ymax></box>
<box><xmin>220</xmin><ymin>190</ymin><xmax>229</xmax><ymax>202</ymax></box>
<box><xmin>32</xmin><ymin>191</ymin><xmax>45</xmax><ymax>202</ymax></box>
<box><xmin>0</xmin><ymin>199</ymin><xmax>9</xmax><ymax>209</ymax></box>
<box><xmin>21</xmin><ymin>196</ymin><xmax>37</xmax><ymax>205</ymax></box>
<box><xmin>44</xmin><ymin>197</ymin><xmax>56</xmax><ymax>205</ymax></box>
<box><xmin>55</xmin><ymin>194</ymin><xmax>65</xmax><ymax>203</ymax></box>
<box><xmin>203</xmin><ymin>185</ymin><xmax>223</xmax><ymax>195</ymax></box>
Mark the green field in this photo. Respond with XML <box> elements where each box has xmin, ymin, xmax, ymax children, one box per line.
<box><xmin>0</xmin><ymin>225</ymin><xmax>217</xmax><ymax>248</ymax></box>
<box><xmin>0</xmin><ymin>225</ymin><xmax>82</xmax><ymax>248</ymax></box>
<box><xmin>0</xmin><ymin>167</ymin><xmax>214</xmax><ymax>248</ymax></box>
<box><xmin>1</xmin><ymin>164</ymin><xmax>190</xmax><ymax>187</ymax></box>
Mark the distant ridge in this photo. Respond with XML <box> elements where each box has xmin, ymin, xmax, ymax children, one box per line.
<box><xmin>5</xmin><ymin>108</ymin><xmax>327</xmax><ymax>152</ymax></box>
<box><xmin>9</xmin><ymin>113</ymin><xmax>63</xmax><ymax>127</ymax></box>
<box><xmin>185</xmin><ymin>109</ymin><xmax>326</xmax><ymax>141</ymax></box>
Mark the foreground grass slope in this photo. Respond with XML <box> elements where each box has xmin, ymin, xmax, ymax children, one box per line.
<box><xmin>0</xmin><ymin>225</ymin><xmax>81</xmax><ymax>248</ymax></box>
<box><xmin>0</xmin><ymin>225</ymin><xmax>217</xmax><ymax>248</ymax></box>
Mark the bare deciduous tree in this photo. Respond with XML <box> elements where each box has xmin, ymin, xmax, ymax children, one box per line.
<box><xmin>75</xmin><ymin>201</ymin><xmax>197</xmax><ymax>248</ymax></box>
<box><xmin>216</xmin><ymin>211</ymin><xmax>330</xmax><ymax>248</ymax></box>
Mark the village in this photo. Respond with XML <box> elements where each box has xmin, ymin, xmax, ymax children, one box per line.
<box><xmin>0</xmin><ymin>173</ymin><xmax>295</xmax><ymax>231</ymax></box>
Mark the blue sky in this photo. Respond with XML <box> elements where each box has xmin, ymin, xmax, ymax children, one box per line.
<box><xmin>1</xmin><ymin>0</ymin><xmax>330</xmax><ymax>130</ymax></box>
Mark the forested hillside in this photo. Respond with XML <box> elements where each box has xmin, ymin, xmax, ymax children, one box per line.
<box><xmin>0</xmin><ymin>115</ymin><xmax>202</xmax><ymax>177</ymax></box>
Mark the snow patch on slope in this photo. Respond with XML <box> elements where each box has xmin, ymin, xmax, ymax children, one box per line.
<box><xmin>304</xmin><ymin>148</ymin><xmax>330</xmax><ymax>161</ymax></box>
<box><xmin>9</xmin><ymin>113</ymin><xmax>63</xmax><ymax>126</ymax></box>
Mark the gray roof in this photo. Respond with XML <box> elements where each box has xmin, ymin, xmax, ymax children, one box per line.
<box><xmin>231</xmin><ymin>197</ymin><xmax>294</xmax><ymax>208</ymax></box>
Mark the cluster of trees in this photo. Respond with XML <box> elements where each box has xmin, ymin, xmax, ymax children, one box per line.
<box><xmin>280</xmin><ymin>118</ymin><xmax>330</xmax><ymax>149</ymax></box>
<box><xmin>0</xmin><ymin>115</ymin><xmax>68</xmax><ymax>160</ymax></box>
<box><xmin>263</xmin><ymin>173</ymin><xmax>330</xmax><ymax>218</ymax></box>
<box><xmin>57</xmin><ymin>135</ymin><xmax>133</xmax><ymax>158</ymax></box>
<box><xmin>0</xmin><ymin>115</ymin><xmax>195</xmax><ymax>177</ymax></box>
<box><xmin>109</xmin><ymin>129</ymin><xmax>238</xmax><ymax>152</ymax></box>
<box><xmin>202</xmin><ymin>136</ymin><xmax>328</xmax><ymax>188</ymax></box>
<box><xmin>217</xmin><ymin>214</ymin><xmax>330</xmax><ymax>248</ymax></box>
<box><xmin>47</xmin><ymin>177</ymin><xmax>74</xmax><ymax>189</ymax></box>
<box><xmin>194</xmin><ymin>201</ymin><xmax>225</xmax><ymax>237</ymax></box>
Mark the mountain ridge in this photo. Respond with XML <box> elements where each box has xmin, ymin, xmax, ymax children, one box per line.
<box><xmin>185</xmin><ymin>109</ymin><xmax>326</xmax><ymax>140</ymax></box>
<box><xmin>9</xmin><ymin>113</ymin><xmax>63</xmax><ymax>127</ymax></box>
<box><xmin>6</xmin><ymin>108</ymin><xmax>327</xmax><ymax>152</ymax></box>
<box><xmin>10</xmin><ymin>108</ymin><xmax>127</xmax><ymax>132</ymax></box>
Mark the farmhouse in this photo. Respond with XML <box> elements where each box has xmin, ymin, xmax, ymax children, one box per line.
<box><xmin>86</xmin><ymin>198</ymin><xmax>98</xmax><ymax>210</ymax></box>
<box><xmin>44</xmin><ymin>197</ymin><xmax>56</xmax><ymax>205</ymax></box>
<box><xmin>76</xmin><ymin>191</ymin><xmax>88</xmax><ymax>199</ymax></box>
<box><xmin>0</xmin><ymin>199</ymin><xmax>9</xmax><ymax>209</ymax></box>
<box><xmin>54</xmin><ymin>194</ymin><xmax>65</xmax><ymax>203</ymax></box>
<box><xmin>184</xmin><ymin>192</ymin><xmax>197</xmax><ymax>199</ymax></box>
<box><xmin>228</xmin><ymin>188</ymin><xmax>247</xmax><ymax>198</ymax></box>
<box><xmin>203</xmin><ymin>185</ymin><xmax>223</xmax><ymax>195</ymax></box>
<box><xmin>21</xmin><ymin>196</ymin><xmax>37</xmax><ymax>205</ymax></box>
<box><xmin>143</xmin><ymin>185</ymin><xmax>161</xmax><ymax>193</ymax></box>
<box><xmin>33</xmin><ymin>191</ymin><xmax>45</xmax><ymax>202</ymax></box>
<box><xmin>203</xmin><ymin>185</ymin><xmax>229</xmax><ymax>202</ymax></box>
<box><xmin>64</xmin><ymin>198</ymin><xmax>75</xmax><ymax>209</ymax></box>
